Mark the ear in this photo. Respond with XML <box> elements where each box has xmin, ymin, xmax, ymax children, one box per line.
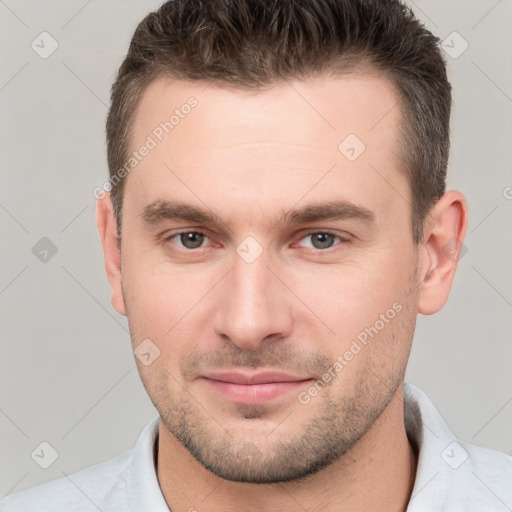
<box><xmin>96</xmin><ymin>192</ymin><xmax>126</xmax><ymax>316</ymax></box>
<box><xmin>417</xmin><ymin>190</ymin><xmax>468</xmax><ymax>315</ymax></box>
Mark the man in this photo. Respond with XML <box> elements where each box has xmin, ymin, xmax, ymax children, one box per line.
<box><xmin>2</xmin><ymin>0</ymin><xmax>510</xmax><ymax>510</ymax></box>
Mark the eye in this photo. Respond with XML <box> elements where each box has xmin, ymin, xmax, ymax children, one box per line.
<box><xmin>298</xmin><ymin>232</ymin><xmax>343</xmax><ymax>250</ymax></box>
<box><xmin>167</xmin><ymin>231</ymin><xmax>210</xmax><ymax>249</ymax></box>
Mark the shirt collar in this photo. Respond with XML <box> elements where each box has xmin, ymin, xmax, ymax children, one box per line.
<box><xmin>403</xmin><ymin>382</ymin><xmax>483</xmax><ymax>511</ymax></box>
<box><xmin>126</xmin><ymin>415</ymin><xmax>169</xmax><ymax>511</ymax></box>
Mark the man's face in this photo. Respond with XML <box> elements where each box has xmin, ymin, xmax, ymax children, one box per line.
<box><xmin>117</xmin><ymin>74</ymin><xmax>421</xmax><ymax>482</ymax></box>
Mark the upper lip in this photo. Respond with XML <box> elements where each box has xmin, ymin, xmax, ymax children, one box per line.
<box><xmin>203</xmin><ymin>370</ymin><xmax>312</xmax><ymax>385</ymax></box>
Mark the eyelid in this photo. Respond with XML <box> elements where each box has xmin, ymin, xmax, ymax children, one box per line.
<box><xmin>296</xmin><ymin>229</ymin><xmax>351</xmax><ymax>242</ymax></box>
<box><xmin>161</xmin><ymin>228</ymin><xmax>214</xmax><ymax>249</ymax></box>
<box><xmin>291</xmin><ymin>230</ymin><xmax>352</xmax><ymax>253</ymax></box>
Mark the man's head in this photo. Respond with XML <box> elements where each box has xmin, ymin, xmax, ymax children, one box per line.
<box><xmin>98</xmin><ymin>0</ymin><xmax>466</xmax><ymax>485</ymax></box>
<box><xmin>105</xmin><ymin>0</ymin><xmax>452</xmax><ymax>245</ymax></box>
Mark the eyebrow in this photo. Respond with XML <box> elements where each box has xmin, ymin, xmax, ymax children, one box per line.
<box><xmin>283</xmin><ymin>200</ymin><xmax>375</xmax><ymax>225</ymax></box>
<box><xmin>142</xmin><ymin>200</ymin><xmax>224</xmax><ymax>225</ymax></box>
<box><xmin>141</xmin><ymin>199</ymin><xmax>375</xmax><ymax>227</ymax></box>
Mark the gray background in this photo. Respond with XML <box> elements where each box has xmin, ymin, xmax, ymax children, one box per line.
<box><xmin>1</xmin><ymin>0</ymin><xmax>511</xmax><ymax>497</ymax></box>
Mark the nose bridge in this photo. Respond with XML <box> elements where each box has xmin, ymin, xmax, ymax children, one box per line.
<box><xmin>213</xmin><ymin>248</ymin><xmax>292</xmax><ymax>350</ymax></box>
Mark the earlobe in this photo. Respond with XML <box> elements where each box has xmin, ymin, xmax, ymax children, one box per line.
<box><xmin>96</xmin><ymin>193</ymin><xmax>127</xmax><ymax>316</ymax></box>
<box><xmin>417</xmin><ymin>190</ymin><xmax>468</xmax><ymax>315</ymax></box>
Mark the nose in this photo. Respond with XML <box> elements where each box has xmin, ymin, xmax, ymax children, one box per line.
<box><xmin>213</xmin><ymin>249</ymin><xmax>293</xmax><ymax>351</ymax></box>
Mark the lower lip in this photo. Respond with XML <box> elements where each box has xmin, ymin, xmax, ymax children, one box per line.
<box><xmin>203</xmin><ymin>378</ymin><xmax>312</xmax><ymax>405</ymax></box>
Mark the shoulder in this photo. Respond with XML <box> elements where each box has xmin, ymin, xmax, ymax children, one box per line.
<box><xmin>460</xmin><ymin>440</ymin><xmax>512</xmax><ymax>495</ymax></box>
<box><xmin>463</xmin><ymin>439</ymin><xmax>512</xmax><ymax>471</ymax></box>
<box><xmin>428</xmin><ymin>442</ymin><xmax>512</xmax><ymax>511</ymax></box>
<box><xmin>0</xmin><ymin>450</ymin><xmax>132</xmax><ymax>512</ymax></box>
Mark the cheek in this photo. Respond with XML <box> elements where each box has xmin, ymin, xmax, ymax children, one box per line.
<box><xmin>123</xmin><ymin>269</ymin><xmax>171</xmax><ymax>339</ymax></box>
<box><xmin>293</xmin><ymin>255</ymin><xmax>412</xmax><ymax>329</ymax></box>
<box><xmin>122</xmin><ymin>253</ymin><xmax>219</xmax><ymax>348</ymax></box>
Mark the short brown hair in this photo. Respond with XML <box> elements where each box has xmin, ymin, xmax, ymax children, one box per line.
<box><xmin>106</xmin><ymin>0</ymin><xmax>451</xmax><ymax>243</ymax></box>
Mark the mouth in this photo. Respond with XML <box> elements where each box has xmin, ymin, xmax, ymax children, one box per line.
<box><xmin>201</xmin><ymin>370</ymin><xmax>313</xmax><ymax>405</ymax></box>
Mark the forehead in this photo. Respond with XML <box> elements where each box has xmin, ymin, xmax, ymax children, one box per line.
<box><xmin>132</xmin><ymin>72</ymin><xmax>402</xmax><ymax>154</ymax></box>
<box><xmin>124</xmin><ymin>73</ymin><xmax>408</xmax><ymax>230</ymax></box>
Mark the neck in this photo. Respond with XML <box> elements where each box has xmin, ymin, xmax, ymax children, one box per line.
<box><xmin>157</xmin><ymin>386</ymin><xmax>417</xmax><ymax>512</ymax></box>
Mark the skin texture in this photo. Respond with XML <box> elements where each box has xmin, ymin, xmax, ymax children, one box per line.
<box><xmin>97</xmin><ymin>73</ymin><xmax>467</xmax><ymax>511</ymax></box>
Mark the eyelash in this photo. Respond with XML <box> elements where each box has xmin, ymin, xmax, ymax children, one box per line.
<box><xmin>162</xmin><ymin>230</ymin><xmax>349</xmax><ymax>252</ymax></box>
<box><xmin>296</xmin><ymin>231</ymin><xmax>349</xmax><ymax>250</ymax></box>
<box><xmin>163</xmin><ymin>230</ymin><xmax>216</xmax><ymax>250</ymax></box>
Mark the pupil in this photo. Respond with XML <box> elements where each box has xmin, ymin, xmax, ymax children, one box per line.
<box><xmin>313</xmin><ymin>233</ymin><xmax>334</xmax><ymax>249</ymax></box>
<box><xmin>181</xmin><ymin>232</ymin><xmax>204</xmax><ymax>249</ymax></box>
